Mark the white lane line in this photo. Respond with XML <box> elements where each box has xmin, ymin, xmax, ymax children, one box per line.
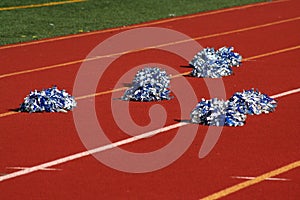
<box><xmin>231</xmin><ymin>176</ymin><xmax>291</xmax><ymax>181</ymax></box>
<box><xmin>0</xmin><ymin>122</ymin><xmax>188</xmax><ymax>182</ymax></box>
<box><xmin>270</xmin><ymin>88</ymin><xmax>300</xmax><ymax>99</ymax></box>
<box><xmin>0</xmin><ymin>88</ymin><xmax>299</xmax><ymax>183</ymax></box>
<box><xmin>6</xmin><ymin>166</ymin><xmax>61</xmax><ymax>171</ymax></box>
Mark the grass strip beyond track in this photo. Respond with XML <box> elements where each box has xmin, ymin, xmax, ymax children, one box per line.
<box><xmin>0</xmin><ymin>0</ymin><xmax>267</xmax><ymax>46</ymax></box>
<box><xmin>0</xmin><ymin>0</ymin><xmax>86</xmax><ymax>11</ymax></box>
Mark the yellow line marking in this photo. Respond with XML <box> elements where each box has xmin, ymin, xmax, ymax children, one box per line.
<box><xmin>244</xmin><ymin>45</ymin><xmax>300</xmax><ymax>60</ymax></box>
<box><xmin>0</xmin><ymin>16</ymin><xmax>299</xmax><ymax>80</ymax></box>
<box><xmin>76</xmin><ymin>72</ymin><xmax>193</xmax><ymax>100</ymax></box>
<box><xmin>6</xmin><ymin>166</ymin><xmax>61</xmax><ymax>171</ymax></box>
<box><xmin>75</xmin><ymin>87</ymin><xmax>128</xmax><ymax>100</ymax></box>
<box><xmin>200</xmin><ymin>160</ymin><xmax>300</xmax><ymax>200</ymax></box>
<box><xmin>194</xmin><ymin>17</ymin><xmax>300</xmax><ymax>40</ymax></box>
<box><xmin>0</xmin><ymin>0</ymin><xmax>86</xmax><ymax>11</ymax></box>
<box><xmin>0</xmin><ymin>0</ymin><xmax>288</xmax><ymax>50</ymax></box>
<box><xmin>0</xmin><ymin>44</ymin><xmax>299</xmax><ymax>118</ymax></box>
<box><xmin>0</xmin><ymin>59</ymin><xmax>86</xmax><ymax>79</ymax></box>
<box><xmin>0</xmin><ymin>111</ymin><xmax>19</xmax><ymax>118</ymax></box>
<box><xmin>171</xmin><ymin>71</ymin><xmax>191</xmax><ymax>78</ymax></box>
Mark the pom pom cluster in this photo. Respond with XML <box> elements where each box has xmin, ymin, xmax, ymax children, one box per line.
<box><xmin>189</xmin><ymin>46</ymin><xmax>242</xmax><ymax>78</ymax></box>
<box><xmin>190</xmin><ymin>89</ymin><xmax>277</xmax><ymax>126</ymax></box>
<box><xmin>190</xmin><ymin>98</ymin><xmax>246</xmax><ymax>126</ymax></box>
<box><xmin>229</xmin><ymin>89</ymin><xmax>277</xmax><ymax>115</ymax></box>
<box><xmin>20</xmin><ymin>86</ymin><xmax>77</xmax><ymax>113</ymax></box>
<box><xmin>122</xmin><ymin>67</ymin><xmax>171</xmax><ymax>101</ymax></box>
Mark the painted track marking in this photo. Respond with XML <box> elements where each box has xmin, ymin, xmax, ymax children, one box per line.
<box><xmin>0</xmin><ymin>122</ymin><xmax>188</xmax><ymax>182</ymax></box>
<box><xmin>0</xmin><ymin>88</ymin><xmax>299</xmax><ymax>183</ymax></box>
<box><xmin>0</xmin><ymin>0</ymin><xmax>288</xmax><ymax>50</ymax></box>
<box><xmin>0</xmin><ymin>0</ymin><xmax>86</xmax><ymax>11</ymax></box>
<box><xmin>1</xmin><ymin>17</ymin><xmax>299</xmax><ymax>80</ymax></box>
<box><xmin>0</xmin><ymin>111</ymin><xmax>18</xmax><ymax>118</ymax></box>
<box><xmin>243</xmin><ymin>45</ymin><xmax>300</xmax><ymax>61</ymax></box>
<box><xmin>201</xmin><ymin>161</ymin><xmax>300</xmax><ymax>199</ymax></box>
<box><xmin>231</xmin><ymin>176</ymin><xmax>290</xmax><ymax>181</ymax></box>
<box><xmin>270</xmin><ymin>88</ymin><xmax>300</xmax><ymax>99</ymax></box>
<box><xmin>6</xmin><ymin>166</ymin><xmax>61</xmax><ymax>171</ymax></box>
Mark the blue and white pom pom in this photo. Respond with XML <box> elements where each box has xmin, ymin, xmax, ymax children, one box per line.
<box><xmin>190</xmin><ymin>89</ymin><xmax>277</xmax><ymax>126</ymax></box>
<box><xmin>225</xmin><ymin>101</ymin><xmax>247</xmax><ymax>126</ymax></box>
<box><xmin>229</xmin><ymin>89</ymin><xmax>277</xmax><ymax>115</ymax></box>
<box><xmin>122</xmin><ymin>67</ymin><xmax>171</xmax><ymax>101</ymax></box>
<box><xmin>20</xmin><ymin>86</ymin><xmax>77</xmax><ymax>113</ymax></box>
<box><xmin>189</xmin><ymin>46</ymin><xmax>242</xmax><ymax>78</ymax></box>
<box><xmin>217</xmin><ymin>46</ymin><xmax>242</xmax><ymax>67</ymax></box>
<box><xmin>190</xmin><ymin>98</ymin><xmax>246</xmax><ymax>126</ymax></box>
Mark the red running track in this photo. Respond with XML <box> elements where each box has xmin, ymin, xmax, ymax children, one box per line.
<box><xmin>0</xmin><ymin>0</ymin><xmax>299</xmax><ymax>199</ymax></box>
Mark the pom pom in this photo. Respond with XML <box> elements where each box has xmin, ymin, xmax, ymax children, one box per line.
<box><xmin>190</xmin><ymin>98</ymin><xmax>227</xmax><ymax>126</ymax></box>
<box><xmin>229</xmin><ymin>89</ymin><xmax>277</xmax><ymax>115</ymax></box>
<box><xmin>189</xmin><ymin>46</ymin><xmax>242</xmax><ymax>78</ymax></box>
<box><xmin>190</xmin><ymin>98</ymin><xmax>246</xmax><ymax>126</ymax></box>
<box><xmin>225</xmin><ymin>101</ymin><xmax>247</xmax><ymax>126</ymax></box>
<box><xmin>217</xmin><ymin>46</ymin><xmax>242</xmax><ymax>67</ymax></box>
<box><xmin>19</xmin><ymin>86</ymin><xmax>77</xmax><ymax>113</ymax></box>
<box><xmin>190</xmin><ymin>89</ymin><xmax>277</xmax><ymax>127</ymax></box>
<box><xmin>122</xmin><ymin>67</ymin><xmax>171</xmax><ymax>101</ymax></box>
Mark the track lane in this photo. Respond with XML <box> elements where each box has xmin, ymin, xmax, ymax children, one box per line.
<box><xmin>0</xmin><ymin>21</ymin><xmax>299</xmax><ymax>164</ymax></box>
<box><xmin>0</xmin><ymin>90</ymin><xmax>299</xmax><ymax>199</ymax></box>
<box><xmin>0</xmin><ymin>0</ymin><xmax>299</xmax><ymax>75</ymax></box>
<box><xmin>0</xmin><ymin>48</ymin><xmax>299</xmax><ymax>198</ymax></box>
<box><xmin>0</xmin><ymin>0</ymin><xmax>299</xmax><ymax>199</ymax></box>
<box><xmin>0</xmin><ymin>18</ymin><xmax>299</xmax><ymax>115</ymax></box>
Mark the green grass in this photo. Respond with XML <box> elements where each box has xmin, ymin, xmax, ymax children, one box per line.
<box><xmin>0</xmin><ymin>0</ymin><xmax>267</xmax><ymax>46</ymax></box>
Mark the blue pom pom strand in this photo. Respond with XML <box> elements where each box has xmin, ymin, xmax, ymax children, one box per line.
<box><xmin>229</xmin><ymin>89</ymin><xmax>277</xmax><ymax>115</ymax></box>
<box><xmin>190</xmin><ymin>98</ymin><xmax>247</xmax><ymax>127</ymax></box>
<box><xmin>190</xmin><ymin>98</ymin><xmax>227</xmax><ymax>126</ymax></box>
<box><xmin>217</xmin><ymin>46</ymin><xmax>242</xmax><ymax>67</ymax></box>
<box><xmin>19</xmin><ymin>86</ymin><xmax>77</xmax><ymax>113</ymax></box>
<box><xmin>189</xmin><ymin>46</ymin><xmax>242</xmax><ymax>78</ymax></box>
<box><xmin>122</xmin><ymin>67</ymin><xmax>171</xmax><ymax>101</ymax></box>
<box><xmin>225</xmin><ymin>101</ymin><xmax>247</xmax><ymax>126</ymax></box>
